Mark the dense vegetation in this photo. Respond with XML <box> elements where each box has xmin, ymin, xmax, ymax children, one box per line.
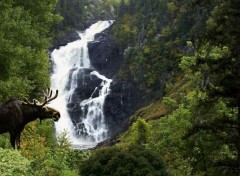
<box><xmin>80</xmin><ymin>145</ymin><xmax>168</xmax><ymax>176</ymax></box>
<box><xmin>113</xmin><ymin>0</ymin><xmax>240</xmax><ymax>176</ymax></box>
<box><xmin>54</xmin><ymin>0</ymin><xmax>116</xmax><ymax>35</ymax></box>
<box><xmin>0</xmin><ymin>0</ymin><xmax>239</xmax><ymax>175</ymax></box>
<box><xmin>0</xmin><ymin>0</ymin><xmax>61</xmax><ymax>100</ymax></box>
<box><xmin>0</xmin><ymin>1</ymin><xmax>88</xmax><ymax>175</ymax></box>
<box><xmin>114</xmin><ymin>0</ymin><xmax>213</xmax><ymax>94</ymax></box>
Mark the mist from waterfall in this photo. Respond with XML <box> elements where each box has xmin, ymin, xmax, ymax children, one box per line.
<box><xmin>50</xmin><ymin>21</ymin><xmax>114</xmax><ymax>148</ymax></box>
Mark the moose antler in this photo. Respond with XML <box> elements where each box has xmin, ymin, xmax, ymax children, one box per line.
<box><xmin>23</xmin><ymin>88</ymin><xmax>58</xmax><ymax>107</ymax></box>
<box><xmin>23</xmin><ymin>98</ymin><xmax>38</xmax><ymax>106</ymax></box>
<box><xmin>40</xmin><ymin>88</ymin><xmax>58</xmax><ymax>107</ymax></box>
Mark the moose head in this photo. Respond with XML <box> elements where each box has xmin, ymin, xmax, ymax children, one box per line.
<box><xmin>0</xmin><ymin>89</ymin><xmax>61</xmax><ymax>149</ymax></box>
<box><xmin>22</xmin><ymin>89</ymin><xmax>61</xmax><ymax>123</ymax></box>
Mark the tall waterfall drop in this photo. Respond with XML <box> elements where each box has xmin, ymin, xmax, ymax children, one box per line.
<box><xmin>50</xmin><ymin>21</ymin><xmax>114</xmax><ymax>148</ymax></box>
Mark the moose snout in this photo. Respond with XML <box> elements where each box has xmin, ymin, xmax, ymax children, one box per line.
<box><xmin>53</xmin><ymin>112</ymin><xmax>60</xmax><ymax>121</ymax></box>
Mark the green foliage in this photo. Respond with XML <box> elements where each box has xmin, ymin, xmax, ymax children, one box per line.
<box><xmin>19</xmin><ymin>121</ymin><xmax>88</xmax><ymax>176</ymax></box>
<box><xmin>0</xmin><ymin>1</ymin><xmax>239</xmax><ymax>176</ymax></box>
<box><xmin>162</xmin><ymin>97</ymin><xmax>177</xmax><ymax>110</ymax></box>
<box><xmin>0</xmin><ymin>120</ymin><xmax>89</xmax><ymax>176</ymax></box>
<box><xmin>130</xmin><ymin>118</ymin><xmax>151</xmax><ymax>145</ymax></box>
<box><xmin>121</xmin><ymin>78</ymin><xmax>239</xmax><ymax>175</ymax></box>
<box><xmin>0</xmin><ymin>0</ymin><xmax>60</xmax><ymax>101</ymax></box>
<box><xmin>80</xmin><ymin>145</ymin><xmax>169</xmax><ymax>176</ymax></box>
<box><xmin>113</xmin><ymin>0</ymin><xmax>205</xmax><ymax>90</ymax></box>
<box><xmin>0</xmin><ymin>0</ymin><xmax>73</xmax><ymax>173</ymax></box>
<box><xmin>146</xmin><ymin>38</ymin><xmax>239</xmax><ymax>175</ymax></box>
<box><xmin>149</xmin><ymin>105</ymin><xmax>193</xmax><ymax>176</ymax></box>
<box><xmin>55</xmin><ymin>0</ymin><xmax>86</xmax><ymax>31</ymax></box>
<box><xmin>0</xmin><ymin>148</ymin><xmax>32</xmax><ymax>176</ymax></box>
<box><xmin>0</xmin><ymin>134</ymin><xmax>11</xmax><ymax>148</ymax></box>
<box><xmin>175</xmin><ymin>2</ymin><xmax>240</xmax><ymax>172</ymax></box>
<box><xmin>64</xmin><ymin>149</ymin><xmax>90</xmax><ymax>172</ymax></box>
<box><xmin>119</xmin><ymin>40</ymin><xmax>239</xmax><ymax>175</ymax></box>
<box><xmin>54</xmin><ymin>0</ymin><xmax>116</xmax><ymax>34</ymax></box>
<box><xmin>113</xmin><ymin>14</ymin><xmax>138</xmax><ymax>50</ymax></box>
<box><xmin>80</xmin><ymin>0</ymin><xmax>240</xmax><ymax>175</ymax></box>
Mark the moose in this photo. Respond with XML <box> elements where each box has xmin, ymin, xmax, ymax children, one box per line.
<box><xmin>0</xmin><ymin>89</ymin><xmax>60</xmax><ymax>149</ymax></box>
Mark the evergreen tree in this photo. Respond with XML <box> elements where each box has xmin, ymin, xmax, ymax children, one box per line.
<box><xmin>55</xmin><ymin>0</ymin><xmax>86</xmax><ymax>31</ymax></box>
<box><xmin>184</xmin><ymin>0</ymin><xmax>240</xmax><ymax>173</ymax></box>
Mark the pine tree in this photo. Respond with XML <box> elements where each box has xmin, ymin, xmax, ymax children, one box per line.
<box><xmin>190</xmin><ymin>0</ymin><xmax>240</xmax><ymax>172</ymax></box>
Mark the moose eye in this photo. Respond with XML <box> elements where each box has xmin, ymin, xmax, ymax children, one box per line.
<box><xmin>42</xmin><ymin>107</ymin><xmax>48</xmax><ymax>111</ymax></box>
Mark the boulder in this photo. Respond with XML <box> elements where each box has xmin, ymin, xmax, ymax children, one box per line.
<box><xmin>88</xmin><ymin>26</ymin><xmax>123</xmax><ymax>78</ymax></box>
<box><xmin>67</xmin><ymin>68</ymin><xmax>102</xmax><ymax>122</ymax></box>
<box><xmin>104</xmin><ymin>79</ymin><xmax>145</xmax><ymax>136</ymax></box>
<box><xmin>50</xmin><ymin>31</ymin><xmax>81</xmax><ymax>51</ymax></box>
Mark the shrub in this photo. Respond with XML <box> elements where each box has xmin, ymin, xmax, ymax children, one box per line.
<box><xmin>0</xmin><ymin>148</ymin><xmax>32</xmax><ymax>176</ymax></box>
<box><xmin>80</xmin><ymin>145</ymin><xmax>168</xmax><ymax>176</ymax></box>
<box><xmin>131</xmin><ymin>118</ymin><xmax>151</xmax><ymax>145</ymax></box>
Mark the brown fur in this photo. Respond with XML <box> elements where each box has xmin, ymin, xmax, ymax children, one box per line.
<box><xmin>0</xmin><ymin>99</ymin><xmax>60</xmax><ymax>149</ymax></box>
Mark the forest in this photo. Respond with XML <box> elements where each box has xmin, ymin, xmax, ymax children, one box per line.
<box><xmin>0</xmin><ymin>0</ymin><xmax>239</xmax><ymax>175</ymax></box>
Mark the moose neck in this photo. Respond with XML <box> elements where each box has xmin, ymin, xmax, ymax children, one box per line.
<box><xmin>21</xmin><ymin>105</ymin><xmax>40</xmax><ymax>125</ymax></box>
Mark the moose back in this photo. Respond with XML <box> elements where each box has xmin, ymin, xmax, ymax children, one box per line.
<box><xmin>0</xmin><ymin>90</ymin><xmax>60</xmax><ymax>149</ymax></box>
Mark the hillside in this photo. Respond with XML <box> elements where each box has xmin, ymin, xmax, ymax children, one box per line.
<box><xmin>99</xmin><ymin>0</ymin><xmax>240</xmax><ymax>175</ymax></box>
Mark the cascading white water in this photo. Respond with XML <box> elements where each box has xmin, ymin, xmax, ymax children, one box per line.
<box><xmin>50</xmin><ymin>21</ymin><xmax>114</xmax><ymax>148</ymax></box>
<box><xmin>78</xmin><ymin>71</ymin><xmax>112</xmax><ymax>142</ymax></box>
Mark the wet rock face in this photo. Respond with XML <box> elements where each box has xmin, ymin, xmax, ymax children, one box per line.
<box><xmin>67</xmin><ymin>74</ymin><xmax>144</xmax><ymax>138</ymax></box>
<box><xmin>67</xmin><ymin>68</ymin><xmax>102</xmax><ymax>122</ymax></box>
<box><xmin>88</xmin><ymin>26</ymin><xmax>123</xmax><ymax>78</ymax></box>
<box><xmin>104</xmin><ymin>79</ymin><xmax>144</xmax><ymax>136</ymax></box>
<box><xmin>66</xmin><ymin>68</ymin><xmax>102</xmax><ymax>103</ymax></box>
<box><xmin>50</xmin><ymin>31</ymin><xmax>81</xmax><ymax>51</ymax></box>
<box><xmin>64</xmin><ymin>25</ymin><xmax>145</xmax><ymax>139</ymax></box>
<box><xmin>87</xmin><ymin>27</ymin><xmax>145</xmax><ymax>137</ymax></box>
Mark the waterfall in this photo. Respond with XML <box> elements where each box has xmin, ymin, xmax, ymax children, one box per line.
<box><xmin>50</xmin><ymin>21</ymin><xmax>114</xmax><ymax>148</ymax></box>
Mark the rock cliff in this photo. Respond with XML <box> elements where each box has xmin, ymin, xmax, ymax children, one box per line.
<box><xmin>88</xmin><ymin>26</ymin><xmax>145</xmax><ymax>136</ymax></box>
<box><xmin>51</xmin><ymin>23</ymin><xmax>145</xmax><ymax>140</ymax></box>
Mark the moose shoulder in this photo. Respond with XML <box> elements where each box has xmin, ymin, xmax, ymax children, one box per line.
<box><xmin>0</xmin><ymin>90</ymin><xmax>60</xmax><ymax>149</ymax></box>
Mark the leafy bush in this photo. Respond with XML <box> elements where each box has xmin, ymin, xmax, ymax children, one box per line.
<box><xmin>80</xmin><ymin>145</ymin><xmax>168</xmax><ymax>176</ymax></box>
<box><xmin>130</xmin><ymin>118</ymin><xmax>151</xmax><ymax>145</ymax></box>
<box><xmin>0</xmin><ymin>134</ymin><xmax>11</xmax><ymax>148</ymax></box>
<box><xmin>0</xmin><ymin>148</ymin><xmax>32</xmax><ymax>176</ymax></box>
